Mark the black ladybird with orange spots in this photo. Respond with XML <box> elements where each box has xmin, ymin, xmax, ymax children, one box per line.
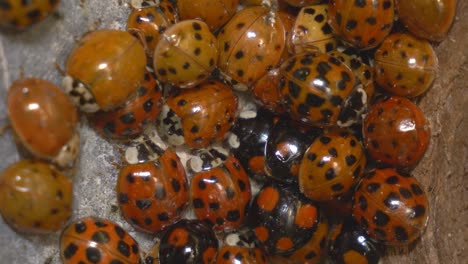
<box><xmin>159</xmin><ymin>219</ymin><xmax>218</xmax><ymax>264</ymax></box>
<box><xmin>248</xmin><ymin>182</ymin><xmax>320</xmax><ymax>255</ymax></box>
<box><xmin>329</xmin><ymin>218</ymin><xmax>382</xmax><ymax>264</ymax></box>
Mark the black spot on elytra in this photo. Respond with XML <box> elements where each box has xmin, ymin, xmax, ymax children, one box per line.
<box><xmin>75</xmin><ymin>222</ymin><xmax>87</xmax><ymax>233</ymax></box>
<box><xmin>399</xmin><ymin>187</ymin><xmax>412</xmax><ymax>199</ymax></box>
<box><xmin>63</xmin><ymin>243</ymin><xmax>78</xmax><ymax>259</ymax></box>
<box><xmin>366</xmin><ymin>182</ymin><xmax>381</xmax><ymax>193</ymax></box>
<box><xmin>358</xmin><ymin>195</ymin><xmax>368</xmax><ymax>211</ymax></box>
<box><xmin>325</xmin><ymin>168</ymin><xmax>336</xmax><ymax>180</ymax></box>
<box><xmin>117</xmin><ymin>240</ymin><xmax>131</xmax><ymax>257</ymax></box>
<box><xmin>92</xmin><ymin>231</ymin><xmax>110</xmax><ymax>244</ymax></box>
<box><xmin>118</xmin><ymin>193</ymin><xmax>129</xmax><ymax>204</ymax></box>
<box><xmin>86</xmin><ymin>247</ymin><xmax>101</xmax><ymax>263</ymax></box>
<box><xmin>346</xmin><ymin>155</ymin><xmax>357</xmax><ymax>166</ymax></box>
<box><xmin>136</xmin><ymin>199</ymin><xmax>152</xmax><ymax>210</ymax></box>
<box><xmin>193</xmin><ymin>198</ymin><xmax>204</xmax><ymax>208</ymax></box>
<box><xmin>373</xmin><ymin>210</ymin><xmax>390</xmax><ymax>226</ymax></box>
<box><xmin>226</xmin><ymin>210</ymin><xmax>241</xmax><ymax>221</ymax></box>
<box><xmin>394</xmin><ymin>226</ymin><xmax>409</xmax><ymax>241</ymax></box>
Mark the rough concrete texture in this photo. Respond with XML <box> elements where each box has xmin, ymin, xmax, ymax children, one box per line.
<box><xmin>0</xmin><ymin>0</ymin><xmax>466</xmax><ymax>263</ymax></box>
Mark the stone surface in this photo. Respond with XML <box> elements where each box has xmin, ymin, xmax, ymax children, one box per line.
<box><xmin>0</xmin><ymin>0</ymin><xmax>466</xmax><ymax>263</ymax></box>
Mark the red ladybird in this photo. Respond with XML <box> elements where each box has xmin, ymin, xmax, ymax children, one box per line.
<box><xmin>189</xmin><ymin>154</ymin><xmax>251</xmax><ymax>232</ymax></box>
<box><xmin>157</xmin><ymin>80</ymin><xmax>238</xmax><ymax>149</ymax></box>
<box><xmin>374</xmin><ymin>33</ymin><xmax>438</xmax><ymax>98</ymax></box>
<box><xmin>352</xmin><ymin>169</ymin><xmax>429</xmax><ymax>246</ymax></box>
<box><xmin>363</xmin><ymin>96</ymin><xmax>431</xmax><ymax>168</ymax></box>
<box><xmin>60</xmin><ymin>217</ymin><xmax>140</xmax><ymax>264</ymax></box>
<box><xmin>218</xmin><ymin>6</ymin><xmax>286</xmax><ymax>88</ymax></box>
<box><xmin>328</xmin><ymin>0</ymin><xmax>395</xmax><ymax>49</ymax></box>
<box><xmin>159</xmin><ymin>219</ymin><xmax>219</xmax><ymax>264</ymax></box>
<box><xmin>89</xmin><ymin>69</ymin><xmax>163</xmax><ymax>140</ymax></box>
<box><xmin>248</xmin><ymin>183</ymin><xmax>320</xmax><ymax>255</ymax></box>
<box><xmin>299</xmin><ymin>128</ymin><xmax>366</xmax><ymax>201</ymax></box>
<box><xmin>279</xmin><ymin>52</ymin><xmax>356</xmax><ymax>127</ymax></box>
<box><xmin>117</xmin><ymin>147</ymin><xmax>188</xmax><ymax>233</ymax></box>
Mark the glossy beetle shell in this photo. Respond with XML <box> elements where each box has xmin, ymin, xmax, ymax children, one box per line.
<box><xmin>374</xmin><ymin>33</ymin><xmax>438</xmax><ymax>98</ymax></box>
<box><xmin>363</xmin><ymin>96</ymin><xmax>431</xmax><ymax>168</ymax></box>
<box><xmin>279</xmin><ymin>52</ymin><xmax>356</xmax><ymax>126</ymax></box>
<box><xmin>153</xmin><ymin>19</ymin><xmax>218</xmax><ymax>88</ymax></box>
<box><xmin>7</xmin><ymin>78</ymin><xmax>78</xmax><ymax>161</ymax></box>
<box><xmin>177</xmin><ymin>0</ymin><xmax>239</xmax><ymax>31</ymax></box>
<box><xmin>395</xmin><ymin>0</ymin><xmax>456</xmax><ymax>41</ymax></box>
<box><xmin>218</xmin><ymin>6</ymin><xmax>286</xmax><ymax>87</ymax></box>
<box><xmin>353</xmin><ymin>169</ymin><xmax>429</xmax><ymax>246</ymax></box>
<box><xmin>299</xmin><ymin>128</ymin><xmax>366</xmax><ymax>201</ymax></box>
<box><xmin>0</xmin><ymin>160</ymin><xmax>73</xmax><ymax>233</ymax></box>
<box><xmin>248</xmin><ymin>183</ymin><xmax>320</xmax><ymax>255</ymax></box>
<box><xmin>66</xmin><ymin>29</ymin><xmax>146</xmax><ymax>111</ymax></box>
<box><xmin>117</xmin><ymin>148</ymin><xmax>188</xmax><ymax>233</ymax></box>
<box><xmin>60</xmin><ymin>217</ymin><xmax>140</xmax><ymax>264</ymax></box>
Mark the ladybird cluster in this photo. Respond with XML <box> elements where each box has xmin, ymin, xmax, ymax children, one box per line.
<box><xmin>0</xmin><ymin>0</ymin><xmax>456</xmax><ymax>263</ymax></box>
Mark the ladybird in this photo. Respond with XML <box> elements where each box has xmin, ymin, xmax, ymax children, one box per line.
<box><xmin>248</xmin><ymin>182</ymin><xmax>320</xmax><ymax>255</ymax></box>
<box><xmin>60</xmin><ymin>217</ymin><xmax>140</xmax><ymax>264</ymax></box>
<box><xmin>264</xmin><ymin>116</ymin><xmax>320</xmax><ymax>185</ymax></box>
<box><xmin>217</xmin><ymin>6</ymin><xmax>286</xmax><ymax>87</ymax></box>
<box><xmin>270</xmin><ymin>216</ymin><xmax>329</xmax><ymax>264</ymax></box>
<box><xmin>228</xmin><ymin>108</ymin><xmax>276</xmax><ymax>181</ymax></box>
<box><xmin>153</xmin><ymin>19</ymin><xmax>218</xmax><ymax>88</ymax></box>
<box><xmin>299</xmin><ymin>128</ymin><xmax>366</xmax><ymax>201</ymax></box>
<box><xmin>0</xmin><ymin>0</ymin><xmax>60</xmax><ymax>30</ymax></box>
<box><xmin>279</xmin><ymin>52</ymin><xmax>356</xmax><ymax>127</ymax></box>
<box><xmin>157</xmin><ymin>80</ymin><xmax>238</xmax><ymax>149</ymax></box>
<box><xmin>289</xmin><ymin>5</ymin><xmax>337</xmax><ymax>54</ymax></box>
<box><xmin>352</xmin><ymin>169</ymin><xmax>429</xmax><ymax>246</ymax></box>
<box><xmin>127</xmin><ymin>0</ymin><xmax>177</xmax><ymax>57</ymax></box>
<box><xmin>374</xmin><ymin>33</ymin><xmax>438</xmax><ymax>98</ymax></box>
<box><xmin>189</xmin><ymin>154</ymin><xmax>251</xmax><ymax>232</ymax></box>
<box><xmin>64</xmin><ymin>29</ymin><xmax>147</xmax><ymax>112</ymax></box>
<box><xmin>329</xmin><ymin>218</ymin><xmax>382</xmax><ymax>264</ymax></box>
<box><xmin>117</xmin><ymin>148</ymin><xmax>188</xmax><ymax>233</ymax></box>
<box><xmin>362</xmin><ymin>96</ymin><xmax>431</xmax><ymax>168</ymax></box>
<box><xmin>89</xmin><ymin>69</ymin><xmax>163</xmax><ymax>140</ymax></box>
<box><xmin>159</xmin><ymin>219</ymin><xmax>218</xmax><ymax>264</ymax></box>
<box><xmin>7</xmin><ymin>78</ymin><xmax>80</xmax><ymax>168</ymax></box>
<box><xmin>328</xmin><ymin>0</ymin><xmax>395</xmax><ymax>49</ymax></box>
<box><xmin>177</xmin><ymin>0</ymin><xmax>239</xmax><ymax>31</ymax></box>
<box><xmin>216</xmin><ymin>233</ymin><xmax>268</xmax><ymax>264</ymax></box>
<box><xmin>0</xmin><ymin>160</ymin><xmax>72</xmax><ymax>234</ymax></box>
<box><xmin>396</xmin><ymin>0</ymin><xmax>456</xmax><ymax>41</ymax></box>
